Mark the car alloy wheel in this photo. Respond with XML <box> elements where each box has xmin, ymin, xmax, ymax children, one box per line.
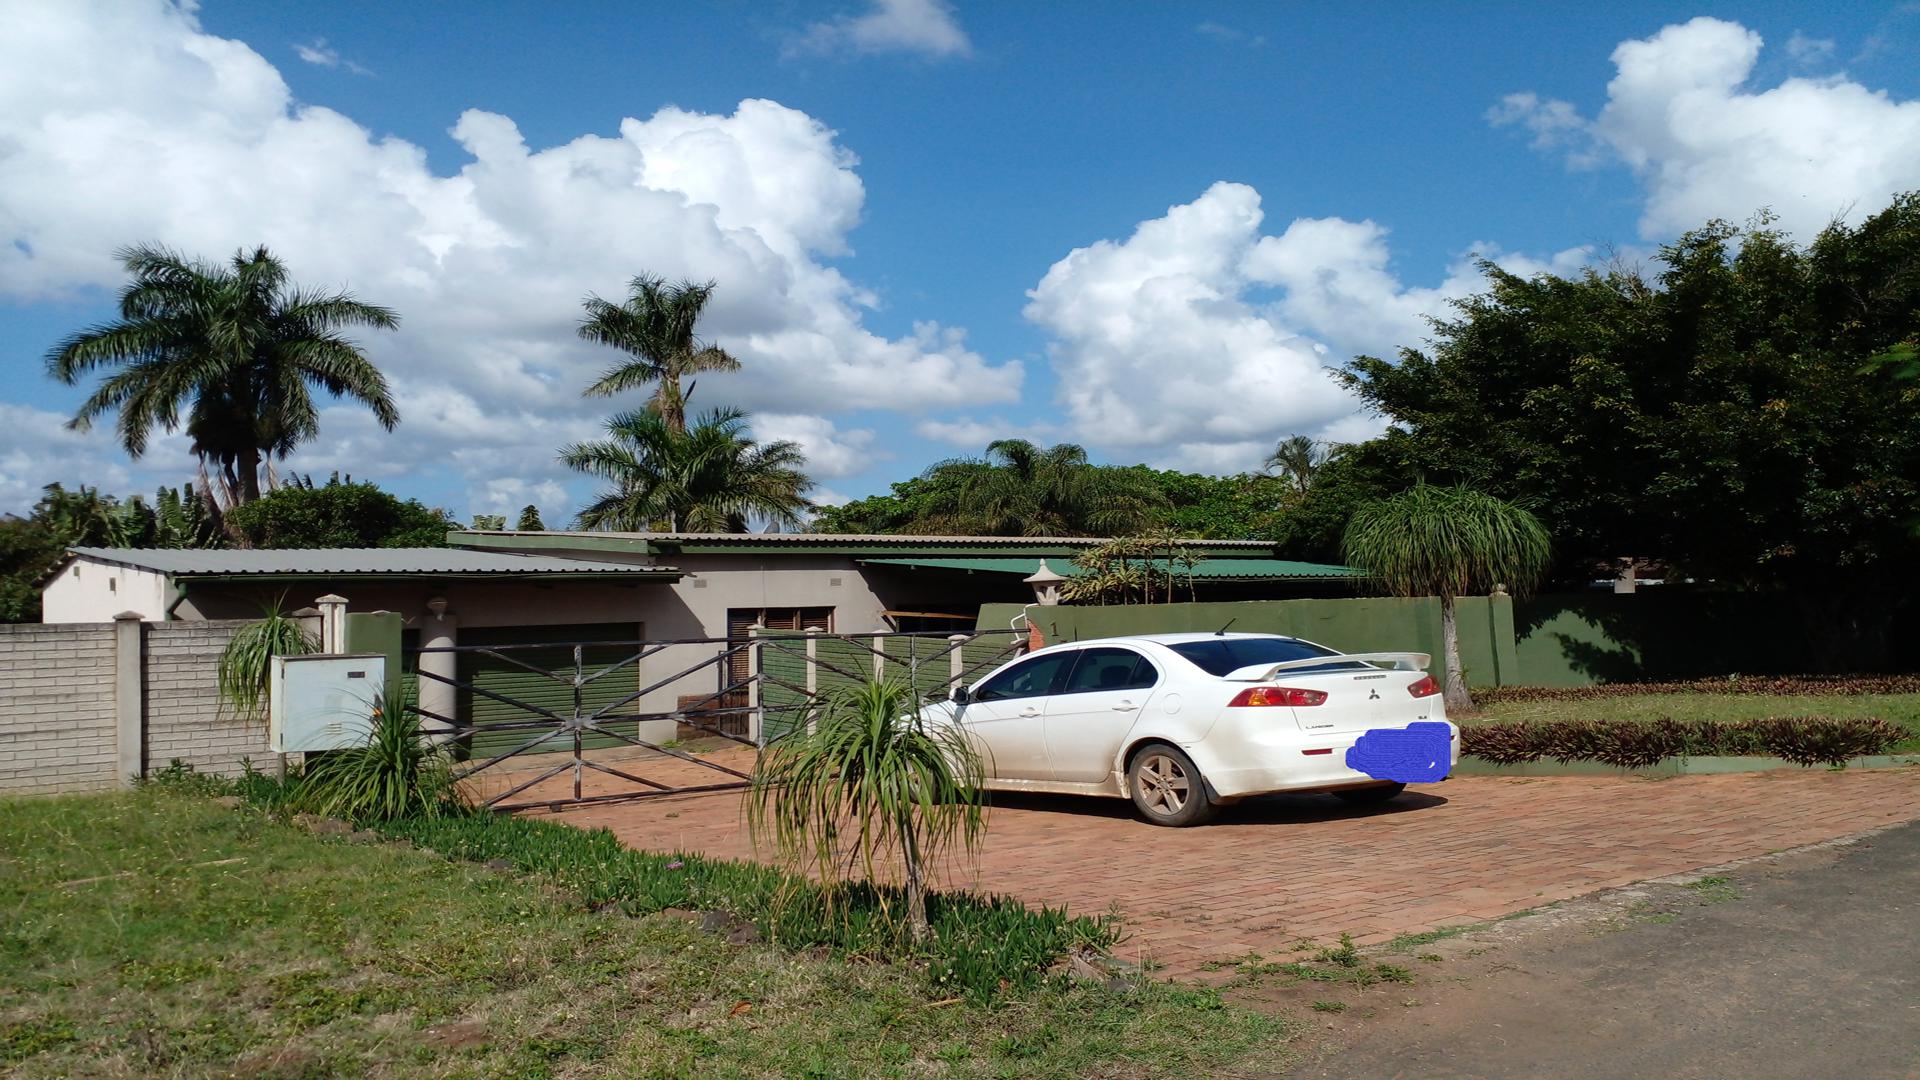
<box><xmin>1127</xmin><ymin>743</ymin><xmax>1217</xmax><ymax>826</ymax></box>
<box><xmin>1136</xmin><ymin>751</ymin><xmax>1191</xmax><ymax>816</ymax></box>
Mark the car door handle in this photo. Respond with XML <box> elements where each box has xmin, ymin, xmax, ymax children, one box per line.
<box><xmin>1112</xmin><ymin>701</ymin><xmax>1138</xmax><ymax>712</ymax></box>
<box><xmin>1019</xmin><ymin>707</ymin><xmax>1041</xmax><ymax>718</ymax></box>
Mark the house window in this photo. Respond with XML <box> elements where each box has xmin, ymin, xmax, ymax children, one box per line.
<box><xmin>724</xmin><ymin>607</ymin><xmax>833</xmax><ymax>697</ymax></box>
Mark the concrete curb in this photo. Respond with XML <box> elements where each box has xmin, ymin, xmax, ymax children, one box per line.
<box><xmin>1454</xmin><ymin>754</ymin><xmax>1920</xmax><ymax>778</ymax></box>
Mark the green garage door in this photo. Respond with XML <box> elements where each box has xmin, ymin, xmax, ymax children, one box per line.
<box><xmin>458</xmin><ymin>623</ymin><xmax>642</xmax><ymax>760</ymax></box>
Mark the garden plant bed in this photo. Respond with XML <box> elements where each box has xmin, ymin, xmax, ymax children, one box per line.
<box><xmin>1463</xmin><ymin>686</ymin><xmax>1920</xmax><ymax>756</ymax></box>
<box><xmin>1455</xmin><ymin>753</ymin><xmax>1920</xmax><ymax>778</ymax></box>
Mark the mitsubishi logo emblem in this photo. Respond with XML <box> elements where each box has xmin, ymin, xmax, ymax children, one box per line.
<box><xmin>1368</xmin><ymin>688</ymin><xmax>1380</xmax><ymax>700</ymax></box>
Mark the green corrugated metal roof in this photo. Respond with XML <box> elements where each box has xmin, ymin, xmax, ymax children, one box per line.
<box><xmin>66</xmin><ymin>547</ymin><xmax>680</xmax><ymax>579</ymax></box>
<box><xmin>857</xmin><ymin>556</ymin><xmax>1361</xmax><ymax>580</ymax></box>
<box><xmin>450</xmin><ymin>530</ymin><xmax>1275</xmax><ymax>558</ymax></box>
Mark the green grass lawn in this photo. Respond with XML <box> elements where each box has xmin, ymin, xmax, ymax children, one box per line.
<box><xmin>1467</xmin><ymin>692</ymin><xmax>1920</xmax><ymax>753</ymax></box>
<box><xmin>0</xmin><ymin>790</ymin><xmax>1299</xmax><ymax>1079</ymax></box>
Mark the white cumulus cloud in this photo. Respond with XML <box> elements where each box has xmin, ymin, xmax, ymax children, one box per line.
<box><xmin>0</xmin><ymin>403</ymin><xmax>157</xmax><ymax>511</ymax></box>
<box><xmin>791</xmin><ymin>0</ymin><xmax>972</xmax><ymax>59</ymax></box>
<box><xmin>1024</xmin><ymin>182</ymin><xmax>1561</xmax><ymax>472</ymax></box>
<box><xmin>0</xmin><ymin>0</ymin><xmax>1018</xmax><ymax>513</ymax></box>
<box><xmin>750</xmin><ymin>414</ymin><xmax>880</xmax><ymax>479</ymax></box>
<box><xmin>1493</xmin><ymin>16</ymin><xmax>1920</xmax><ymax>239</ymax></box>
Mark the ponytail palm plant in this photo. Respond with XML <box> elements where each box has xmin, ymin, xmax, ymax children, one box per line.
<box><xmin>748</xmin><ymin>679</ymin><xmax>987</xmax><ymax>944</ymax></box>
<box><xmin>1342</xmin><ymin>484</ymin><xmax>1551</xmax><ymax>711</ymax></box>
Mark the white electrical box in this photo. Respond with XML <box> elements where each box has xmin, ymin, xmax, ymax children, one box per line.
<box><xmin>269</xmin><ymin>654</ymin><xmax>387</xmax><ymax>752</ymax></box>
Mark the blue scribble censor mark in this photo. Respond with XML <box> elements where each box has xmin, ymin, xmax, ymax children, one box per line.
<box><xmin>1345</xmin><ymin>722</ymin><xmax>1453</xmax><ymax>783</ymax></box>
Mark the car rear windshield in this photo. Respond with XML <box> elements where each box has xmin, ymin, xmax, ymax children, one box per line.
<box><xmin>1165</xmin><ymin>637</ymin><xmax>1357</xmax><ymax>677</ymax></box>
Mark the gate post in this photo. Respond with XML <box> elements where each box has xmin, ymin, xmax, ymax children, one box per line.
<box><xmin>746</xmin><ymin>623</ymin><xmax>763</xmax><ymax>745</ymax></box>
<box><xmin>314</xmin><ymin>593</ymin><xmax>348</xmax><ymax>654</ymax></box>
<box><xmin>804</xmin><ymin>626</ymin><xmax>822</xmax><ymax>734</ymax></box>
<box><xmin>113</xmin><ymin>612</ymin><xmax>146</xmax><ymax>787</ymax></box>
<box><xmin>419</xmin><ymin>600</ymin><xmax>458</xmax><ymax>741</ymax></box>
<box><xmin>948</xmin><ymin>634</ymin><xmax>968</xmax><ymax>692</ymax></box>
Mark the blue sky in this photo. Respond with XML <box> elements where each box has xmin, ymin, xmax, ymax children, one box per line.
<box><xmin>3</xmin><ymin>1</ymin><xmax>1917</xmax><ymax>523</ymax></box>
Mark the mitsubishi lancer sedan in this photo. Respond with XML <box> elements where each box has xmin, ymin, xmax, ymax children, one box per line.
<box><xmin>923</xmin><ymin>632</ymin><xmax>1456</xmax><ymax>826</ymax></box>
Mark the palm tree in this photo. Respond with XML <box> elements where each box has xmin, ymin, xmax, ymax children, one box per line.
<box><xmin>46</xmin><ymin>245</ymin><xmax>399</xmax><ymax>504</ymax></box>
<box><xmin>579</xmin><ymin>276</ymin><xmax>740</xmax><ymax>434</ymax></box>
<box><xmin>560</xmin><ymin>407</ymin><xmax>813</xmax><ymax>532</ymax></box>
<box><xmin>1265</xmin><ymin>435</ymin><xmax>1329</xmax><ymax>496</ymax></box>
<box><xmin>748</xmin><ymin>678</ymin><xmax>987</xmax><ymax>945</ymax></box>
<box><xmin>1342</xmin><ymin>484</ymin><xmax>1551</xmax><ymax>711</ymax></box>
<box><xmin>914</xmin><ymin>439</ymin><xmax>1167</xmax><ymax>536</ymax></box>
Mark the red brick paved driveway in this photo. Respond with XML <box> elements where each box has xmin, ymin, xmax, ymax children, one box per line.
<box><xmin>502</xmin><ymin>749</ymin><xmax>1920</xmax><ymax>978</ymax></box>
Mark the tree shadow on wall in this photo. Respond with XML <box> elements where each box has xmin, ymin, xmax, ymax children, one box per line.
<box><xmin>1514</xmin><ymin>589</ymin><xmax>1882</xmax><ymax>683</ymax></box>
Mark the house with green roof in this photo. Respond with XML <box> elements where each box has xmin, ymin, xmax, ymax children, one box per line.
<box><xmin>43</xmin><ymin>531</ymin><xmax>1357</xmax><ymax>748</ymax></box>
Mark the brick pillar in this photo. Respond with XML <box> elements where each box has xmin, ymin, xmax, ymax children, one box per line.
<box><xmin>113</xmin><ymin>612</ymin><xmax>145</xmax><ymax>787</ymax></box>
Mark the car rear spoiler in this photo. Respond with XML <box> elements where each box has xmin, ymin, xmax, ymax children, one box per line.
<box><xmin>1222</xmin><ymin>652</ymin><xmax>1432</xmax><ymax>682</ymax></box>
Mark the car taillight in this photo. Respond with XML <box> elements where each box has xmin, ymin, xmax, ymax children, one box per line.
<box><xmin>1407</xmin><ymin>675</ymin><xmax>1440</xmax><ymax>698</ymax></box>
<box><xmin>1229</xmin><ymin>686</ymin><xmax>1327</xmax><ymax>707</ymax></box>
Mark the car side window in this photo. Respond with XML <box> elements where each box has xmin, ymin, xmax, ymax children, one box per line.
<box><xmin>972</xmin><ymin>651</ymin><xmax>1076</xmax><ymax>702</ymax></box>
<box><xmin>1059</xmin><ymin>647</ymin><xmax>1157</xmax><ymax>694</ymax></box>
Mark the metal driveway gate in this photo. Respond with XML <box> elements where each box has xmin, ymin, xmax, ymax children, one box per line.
<box><xmin>407</xmin><ymin>627</ymin><xmax>1025</xmax><ymax>813</ymax></box>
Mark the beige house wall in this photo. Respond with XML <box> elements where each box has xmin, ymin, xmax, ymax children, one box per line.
<box><xmin>150</xmin><ymin>554</ymin><xmax>891</xmax><ymax>741</ymax></box>
<box><xmin>34</xmin><ymin>549</ymin><xmax>1014</xmax><ymax>750</ymax></box>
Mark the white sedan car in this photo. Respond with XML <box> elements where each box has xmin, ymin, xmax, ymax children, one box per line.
<box><xmin>923</xmin><ymin>632</ymin><xmax>1456</xmax><ymax>826</ymax></box>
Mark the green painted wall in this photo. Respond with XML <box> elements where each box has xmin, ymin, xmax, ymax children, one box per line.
<box><xmin>980</xmin><ymin>589</ymin><xmax>1915</xmax><ymax>688</ymax></box>
<box><xmin>978</xmin><ymin>595</ymin><xmax>1520</xmax><ymax>688</ymax></box>
<box><xmin>342</xmin><ymin>611</ymin><xmax>404</xmax><ymax>708</ymax></box>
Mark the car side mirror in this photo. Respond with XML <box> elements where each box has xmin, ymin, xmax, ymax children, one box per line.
<box><xmin>949</xmin><ymin>684</ymin><xmax>970</xmax><ymax>705</ymax></box>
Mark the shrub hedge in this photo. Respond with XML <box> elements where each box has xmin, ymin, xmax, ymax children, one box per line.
<box><xmin>1477</xmin><ymin>675</ymin><xmax>1920</xmax><ymax>706</ymax></box>
<box><xmin>161</xmin><ymin>765</ymin><xmax>1115</xmax><ymax>1001</ymax></box>
<box><xmin>1462</xmin><ymin>716</ymin><xmax>1906</xmax><ymax>769</ymax></box>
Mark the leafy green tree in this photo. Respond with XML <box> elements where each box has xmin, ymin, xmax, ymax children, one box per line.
<box><xmin>223</xmin><ymin>477</ymin><xmax>455</xmax><ymax>548</ymax></box>
<box><xmin>579</xmin><ymin>276</ymin><xmax>740</xmax><ymax>434</ymax></box>
<box><xmin>748</xmin><ymin>679</ymin><xmax>987</xmax><ymax>944</ymax></box>
<box><xmin>1268</xmin><ymin>440</ymin><xmax>1417</xmax><ymax>564</ymax></box>
<box><xmin>469</xmin><ymin>514</ymin><xmax>506</xmax><ymax>531</ymax></box>
<box><xmin>1343</xmin><ymin>485</ymin><xmax>1551</xmax><ymax>710</ymax></box>
<box><xmin>909</xmin><ymin>440</ymin><xmax>1167</xmax><ymax>536</ymax></box>
<box><xmin>810</xmin><ymin>474</ymin><xmax>968</xmax><ymax>534</ymax></box>
<box><xmin>561</xmin><ymin>407</ymin><xmax>812</xmax><ymax>532</ymax></box>
<box><xmin>46</xmin><ymin>245</ymin><xmax>400</xmax><ymax>504</ymax></box>
<box><xmin>1337</xmin><ymin>196</ymin><xmax>1920</xmax><ymax>659</ymax></box>
<box><xmin>515</xmin><ymin>504</ymin><xmax>546</xmax><ymax>531</ymax></box>
<box><xmin>1123</xmin><ymin>467</ymin><xmax>1292</xmax><ymax>540</ymax></box>
<box><xmin>0</xmin><ymin>517</ymin><xmax>66</xmax><ymax>622</ymax></box>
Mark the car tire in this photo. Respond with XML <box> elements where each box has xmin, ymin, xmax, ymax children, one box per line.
<box><xmin>1332</xmin><ymin>782</ymin><xmax>1406</xmax><ymax>805</ymax></box>
<box><xmin>1127</xmin><ymin>743</ymin><xmax>1218</xmax><ymax>827</ymax></box>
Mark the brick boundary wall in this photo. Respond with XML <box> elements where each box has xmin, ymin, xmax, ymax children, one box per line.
<box><xmin>0</xmin><ymin>622</ymin><xmax>119</xmax><ymax>795</ymax></box>
<box><xmin>0</xmin><ymin>617</ymin><xmax>283</xmax><ymax>796</ymax></box>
